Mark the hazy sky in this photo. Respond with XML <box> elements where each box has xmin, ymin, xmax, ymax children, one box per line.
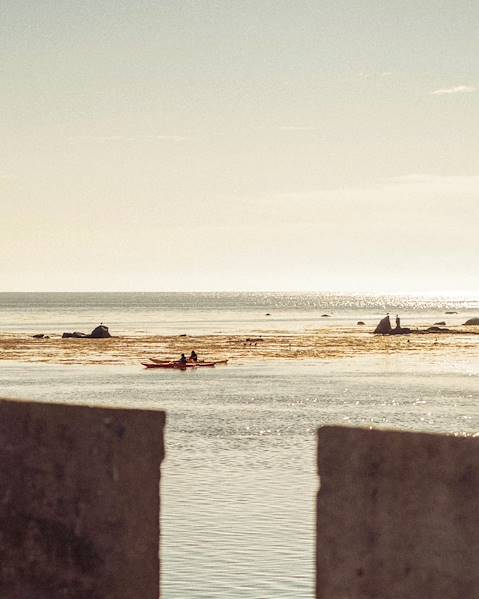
<box><xmin>2</xmin><ymin>1</ymin><xmax>478</xmax><ymax>292</ymax></box>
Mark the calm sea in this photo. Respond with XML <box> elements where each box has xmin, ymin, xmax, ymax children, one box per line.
<box><xmin>0</xmin><ymin>291</ymin><xmax>478</xmax><ymax>334</ymax></box>
<box><xmin>1</xmin><ymin>293</ymin><xmax>478</xmax><ymax>597</ymax></box>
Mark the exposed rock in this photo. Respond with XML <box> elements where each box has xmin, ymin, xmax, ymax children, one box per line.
<box><xmin>391</xmin><ymin>327</ymin><xmax>411</xmax><ymax>335</ymax></box>
<box><xmin>265</xmin><ymin>313</ymin><xmax>271</xmax><ymax>316</ymax></box>
<box><xmin>426</xmin><ymin>326</ymin><xmax>450</xmax><ymax>333</ymax></box>
<box><xmin>357</xmin><ymin>321</ymin><xmax>365</xmax><ymax>325</ymax></box>
<box><xmin>434</xmin><ymin>321</ymin><xmax>446</xmax><ymax>326</ymax></box>
<box><xmin>90</xmin><ymin>325</ymin><xmax>111</xmax><ymax>338</ymax></box>
<box><xmin>445</xmin><ymin>311</ymin><xmax>457</xmax><ymax>314</ymax></box>
<box><xmin>32</xmin><ymin>334</ymin><xmax>45</xmax><ymax>339</ymax></box>
<box><xmin>62</xmin><ymin>331</ymin><xmax>89</xmax><ymax>339</ymax></box>
<box><xmin>374</xmin><ymin>315</ymin><xmax>392</xmax><ymax>335</ymax></box>
<box><xmin>374</xmin><ymin>315</ymin><xmax>412</xmax><ymax>335</ymax></box>
<box><xmin>463</xmin><ymin>318</ymin><xmax>479</xmax><ymax>326</ymax></box>
<box><xmin>321</xmin><ymin>314</ymin><xmax>331</xmax><ymax>317</ymax></box>
<box><xmin>62</xmin><ymin>326</ymin><xmax>111</xmax><ymax>339</ymax></box>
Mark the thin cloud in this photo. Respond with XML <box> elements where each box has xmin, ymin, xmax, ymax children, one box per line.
<box><xmin>431</xmin><ymin>85</ymin><xmax>476</xmax><ymax>96</ymax></box>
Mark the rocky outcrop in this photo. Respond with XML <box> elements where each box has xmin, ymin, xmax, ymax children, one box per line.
<box><xmin>62</xmin><ymin>331</ymin><xmax>89</xmax><ymax>338</ymax></box>
<box><xmin>62</xmin><ymin>325</ymin><xmax>112</xmax><ymax>339</ymax></box>
<box><xmin>434</xmin><ymin>321</ymin><xmax>446</xmax><ymax>326</ymax></box>
<box><xmin>463</xmin><ymin>318</ymin><xmax>479</xmax><ymax>326</ymax></box>
<box><xmin>392</xmin><ymin>327</ymin><xmax>411</xmax><ymax>335</ymax></box>
<box><xmin>374</xmin><ymin>315</ymin><xmax>392</xmax><ymax>334</ymax></box>
<box><xmin>357</xmin><ymin>321</ymin><xmax>365</xmax><ymax>325</ymax></box>
<box><xmin>90</xmin><ymin>325</ymin><xmax>111</xmax><ymax>338</ymax></box>
<box><xmin>374</xmin><ymin>315</ymin><xmax>411</xmax><ymax>335</ymax></box>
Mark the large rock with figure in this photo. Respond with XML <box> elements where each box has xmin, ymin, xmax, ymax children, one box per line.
<box><xmin>62</xmin><ymin>325</ymin><xmax>112</xmax><ymax>339</ymax></box>
<box><xmin>374</xmin><ymin>315</ymin><xmax>411</xmax><ymax>335</ymax></box>
<box><xmin>374</xmin><ymin>315</ymin><xmax>392</xmax><ymax>335</ymax></box>
<box><xmin>90</xmin><ymin>324</ymin><xmax>111</xmax><ymax>338</ymax></box>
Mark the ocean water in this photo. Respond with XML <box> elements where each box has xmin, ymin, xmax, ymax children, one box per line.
<box><xmin>1</xmin><ymin>293</ymin><xmax>478</xmax><ymax>597</ymax></box>
<box><xmin>1</xmin><ymin>291</ymin><xmax>478</xmax><ymax>335</ymax></box>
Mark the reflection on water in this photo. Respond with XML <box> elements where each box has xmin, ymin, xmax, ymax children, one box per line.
<box><xmin>1</xmin><ymin>291</ymin><xmax>478</xmax><ymax>334</ymax></box>
<box><xmin>1</xmin><ymin>355</ymin><xmax>478</xmax><ymax>597</ymax></box>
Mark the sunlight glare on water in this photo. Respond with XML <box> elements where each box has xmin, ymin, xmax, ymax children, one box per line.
<box><xmin>1</xmin><ymin>351</ymin><xmax>477</xmax><ymax>598</ymax></box>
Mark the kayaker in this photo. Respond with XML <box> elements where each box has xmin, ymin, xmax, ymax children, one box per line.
<box><xmin>178</xmin><ymin>353</ymin><xmax>187</xmax><ymax>366</ymax></box>
<box><xmin>190</xmin><ymin>350</ymin><xmax>198</xmax><ymax>362</ymax></box>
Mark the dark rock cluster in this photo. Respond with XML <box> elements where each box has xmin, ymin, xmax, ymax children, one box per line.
<box><xmin>374</xmin><ymin>315</ymin><xmax>410</xmax><ymax>335</ymax></box>
<box><xmin>62</xmin><ymin>325</ymin><xmax>112</xmax><ymax>339</ymax></box>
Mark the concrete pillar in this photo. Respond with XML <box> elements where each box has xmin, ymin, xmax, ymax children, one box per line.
<box><xmin>316</xmin><ymin>426</ymin><xmax>479</xmax><ymax>599</ymax></box>
<box><xmin>0</xmin><ymin>399</ymin><xmax>165</xmax><ymax>599</ymax></box>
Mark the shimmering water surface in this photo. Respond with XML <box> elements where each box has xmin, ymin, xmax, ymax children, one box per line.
<box><xmin>1</xmin><ymin>356</ymin><xmax>478</xmax><ymax>597</ymax></box>
<box><xmin>1</xmin><ymin>293</ymin><xmax>478</xmax><ymax>597</ymax></box>
<box><xmin>1</xmin><ymin>291</ymin><xmax>478</xmax><ymax>334</ymax></box>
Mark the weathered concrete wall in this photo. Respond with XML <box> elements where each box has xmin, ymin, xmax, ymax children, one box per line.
<box><xmin>317</xmin><ymin>426</ymin><xmax>479</xmax><ymax>599</ymax></box>
<box><xmin>0</xmin><ymin>399</ymin><xmax>165</xmax><ymax>599</ymax></box>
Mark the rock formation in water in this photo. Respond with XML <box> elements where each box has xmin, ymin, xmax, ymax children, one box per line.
<box><xmin>463</xmin><ymin>318</ymin><xmax>479</xmax><ymax>326</ymax></box>
<box><xmin>374</xmin><ymin>315</ymin><xmax>392</xmax><ymax>334</ymax></box>
<box><xmin>90</xmin><ymin>324</ymin><xmax>111</xmax><ymax>338</ymax></box>
<box><xmin>374</xmin><ymin>315</ymin><xmax>411</xmax><ymax>335</ymax></box>
<box><xmin>62</xmin><ymin>331</ymin><xmax>89</xmax><ymax>338</ymax></box>
<box><xmin>62</xmin><ymin>325</ymin><xmax>112</xmax><ymax>339</ymax></box>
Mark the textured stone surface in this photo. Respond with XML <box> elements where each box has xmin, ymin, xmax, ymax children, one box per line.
<box><xmin>316</xmin><ymin>426</ymin><xmax>479</xmax><ymax>599</ymax></box>
<box><xmin>0</xmin><ymin>399</ymin><xmax>165</xmax><ymax>599</ymax></box>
